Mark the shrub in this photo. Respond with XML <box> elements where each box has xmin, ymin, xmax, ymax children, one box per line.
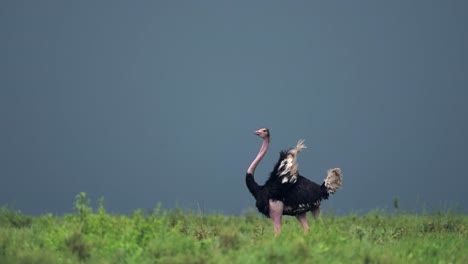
<box><xmin>64</xmin><ymin>230</ymin><xmax>91</xmax><ymax>261</ymax></box>
<box><xmin>0</xmin><ymin>207</ymin><xmax>32</xmax><ymax>229</ymax></box>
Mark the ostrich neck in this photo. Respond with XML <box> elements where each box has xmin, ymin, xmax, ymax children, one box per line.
<box><xmin>247</xmin><ymin>137</ymin><xmax>270</xmax><ymax>174</ymax></box>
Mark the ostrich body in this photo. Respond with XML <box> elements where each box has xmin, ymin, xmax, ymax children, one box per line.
<box><xmin>246</xmin><ymin>128</ymin><xmax>342</xmax><ymax>235</ymax></box>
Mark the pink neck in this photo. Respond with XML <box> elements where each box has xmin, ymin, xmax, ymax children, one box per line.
<box><xmin>247</xmin><ymin>137</ymin><xmax>270</xmax><ymax>174</ymax></box>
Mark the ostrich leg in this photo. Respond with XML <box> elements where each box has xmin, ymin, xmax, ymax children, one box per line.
<box><xmin>269</xmin><ymin>200</ymin><xmax>284</xmax><ymax>236</ymax></box>
<box><xmin>312</xmin><ymin>207</ymin><xmax>320</xmax><ymax>219</ymax></box>
<box><xmin>295</xmin><ymin>213</ymin><xmax>309</xmax><ymax>233</ymax></box>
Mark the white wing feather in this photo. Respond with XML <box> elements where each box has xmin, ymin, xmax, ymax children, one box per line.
<box><xmin>277</xmin><ymin>139</ymin><xmax>307</xmax><ymax>184</ymax></box>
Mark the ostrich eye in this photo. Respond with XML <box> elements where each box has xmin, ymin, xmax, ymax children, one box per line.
<box><xmin>262</xmin><ymin>129</ymin><xmax>266</xmax><ymax>132</ymax></box>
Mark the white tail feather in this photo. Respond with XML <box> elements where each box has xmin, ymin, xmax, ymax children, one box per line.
<box><xmin>324</xmin><ymin>168</ymin><xmax>342</xmax><ymax>194</ymax></box>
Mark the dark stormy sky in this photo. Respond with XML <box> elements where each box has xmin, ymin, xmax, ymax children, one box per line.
<box><xmin>1</xmin><ymin>1</ymin><xmax>467</xmax><ymax>215</ymax></box>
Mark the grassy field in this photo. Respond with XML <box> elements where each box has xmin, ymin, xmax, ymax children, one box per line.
<box><xmin>1</xmin><ymin>193</ymin><xmax>466</xmax><ymax>264</ymax></box>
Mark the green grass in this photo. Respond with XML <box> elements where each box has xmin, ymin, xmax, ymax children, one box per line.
<box><xmin>0</xmin><ymin>194</ymin><xmax>466</xmax><ymax>264</ymax></box>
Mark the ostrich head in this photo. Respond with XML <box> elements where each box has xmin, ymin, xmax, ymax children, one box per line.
<box><xmin>255</xmin><ymin>128</ymin><xmax>270</xmax><ymax>139</ymax></box>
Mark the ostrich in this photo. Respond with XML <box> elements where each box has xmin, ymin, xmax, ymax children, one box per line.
<box><xmin>246</xmin><ymin>128</ymin><xmax>342</xmax><ymax>235</ymax></box>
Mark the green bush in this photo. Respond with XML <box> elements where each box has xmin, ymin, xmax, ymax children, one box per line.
<box><xmin>0</xmin><ymin>207</ymin><xmax>32</xmax><ymax>229</ymax></box>
<box><xmin>0</xmin><ymin>194</ymin><xmax>467</xmax><ymax>264</ymax></box>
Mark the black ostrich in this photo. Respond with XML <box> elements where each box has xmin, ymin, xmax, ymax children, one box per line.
<box><xmin>246</xmin><ymin>128</ymin><xmax>342</xmax><ymax>235</ymax></box>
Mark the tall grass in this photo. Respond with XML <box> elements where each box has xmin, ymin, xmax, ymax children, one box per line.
<box><xmin>0</xmin><ymin>194</ymin><xmax>466</xmax><ymax>263</ymax></box>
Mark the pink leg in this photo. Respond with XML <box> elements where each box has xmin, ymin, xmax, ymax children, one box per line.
<box><xmin>269</xmin><ymin>200</ymin><xmax>284</xmax><ymax>236</ymax></box>
<box><xmin>296</xmin><ymin>213</ymin><xmax>309</xmax><ymax>233</ymax></box>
